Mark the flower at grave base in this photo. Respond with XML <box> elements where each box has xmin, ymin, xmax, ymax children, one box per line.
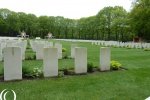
<box><xmin>32</xmin><ymin>67</ymin><xmax>43</xmax><ymax>78</ymax></box>
<box><xmin>110</xmin><ymin>60</ymin><xmax>122</xmax><ymax>70</ymax></box>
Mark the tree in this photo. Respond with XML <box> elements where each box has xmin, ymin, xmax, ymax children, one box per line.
<box><xmin>38</xmin><ymin>16</ymin><xmax>52</xmax><ymax>38</ymax></box>
<box><xmin>0</xmin><ymin>7</ymin><xmax>132</xmax><ymax>41</ymax></box>
<box><xmin>0</xmin><ymin>9</ymin><xmax>12</xmax><ymax>36</ymax></box>
<box><xmin>97</xmin><ymin>6</ymin><xmax>129</xmax><ymax>41</ymax></box>
<box><xmin>130</xmin><ymin>0</ymin><xmax>150</xmax><ymax>40</ymax></box>
<box><xmin>111</xmin><ymin>6</ymin><xmax>129</xmax><ymax>41</ymax></box>
<box><xmin>6</xmin><ymin>12</ymin><xmax>20</xmax><ymax>36</ymax></box>
<box><xmin>0</xmin><ymin>17</ymin><xmax>8</xmax><ymax>36</ymax></box>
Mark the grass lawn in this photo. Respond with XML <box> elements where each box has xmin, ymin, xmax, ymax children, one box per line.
<box><xmin>0</xmin><ymin>40</ymin><xmax>150</xmax><ymax>100</ymax></box>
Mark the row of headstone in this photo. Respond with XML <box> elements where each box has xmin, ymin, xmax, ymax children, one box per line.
<box><xmin>52</xmin><ymin>39</ymin><xmax>150</xmax><ymax>49</ymax></box>
<box><xmin>54</xmin><ymin>39</ymin><xmax>93</xmax><ymax>43</ymax></box>
<box><xmin>30</xmin><ymin>40</ymin><xmax>62</xmax><ymax>59</ymax></box>
<box><xmin>3</xmin><ymin>46</ymin><xmax>110</xmax><ymax>81</ymax></box>
<box><xmin>0</xmin><ymin>39</ymin><xmax>27</xmax><ymax>61</ymax></box>
<box><xmin>91</xmin><ymin>41</ymin><xmax>150</xmax><ymax>49</ymax></box>
<box><xmin>0</xmin><ymin>36</ymin><xmax>19</xmax><ymax>40</ymax></box>
<box><xmin>30</xmin><ymin>40</ymin><xmax>53</xmax><ymax>52</ymax></box>
<box><xmin>37</xmin><ymin>39</ymin><xmax>150</xmax><ymax>49</ymax></box>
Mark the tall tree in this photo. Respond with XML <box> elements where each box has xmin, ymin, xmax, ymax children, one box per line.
<box><xmin>97</xmin><ymin>6</ymin><xmax>129</xmax><ymax>41</ymax></box>
<box><xmin>6</xmin><ymin>12</ymin><xmax>20</xmax><ymax>36</ymax></box>
<box><xmin>130</xmin><ymin>0</ymin><xmax>150</xmax><ymax>40</ymax></box>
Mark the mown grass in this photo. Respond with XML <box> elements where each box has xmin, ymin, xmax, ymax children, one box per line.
<box><xmin>0</xmin><ymin>40</ymin><xmax>150</xmax><ymax>100</ymax></box>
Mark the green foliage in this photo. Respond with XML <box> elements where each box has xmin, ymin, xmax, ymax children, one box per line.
<box><xmin>22</xmin><ymin>66</ymin><xmax>43</xmax><ymax>78</ymax></box>
<box><xmin>26</xmin><ymin>46</ymin><xmax>31</xmax><ymax>49</ymax></box>
<box><xmin>25</xmin><ymin>54</ymin><xmax>36</xmax><ymax>60</ymax></box>
<box><xmin>63</xmin><ymin>68</ymin><xmax>69</xmax><ymax>75</ymax></box>
<box><xmin>63</xmin><ymin>54</ymin><xmax>69</xmax><ymax>59</ymax></box>
<box><xmin>22</xmin><ymin>66</ymin><xmax>32</xmax><ymax>78</ymax></box>
<box><xmin>62</xmin><ymin>48</ymin><xmax>67</xmax><ymax>52</ymax></box>
<box><xmin>87</xmin><ymin>62</ymin><xmax>94</xmax><ymax>73</ymax></box>
<box><xmin>60</xmin><ymin>68</ymin><xmax>74</xmax><ymax>75</ymax></box>
<box><xmin>144</xmin><ymin>48</ymin><xmax>150</xmax><ymax>51</ymax></box>
<box><xmin>26</xmin><ymin>39</ymin><xmax>31</xmax><ymax>49</ymax></box>
<box><xmin>25</xmin><ymin>55</ymin><xmax>33</xmax><ymax>60</ymax></box>
<box><xmin>96</xmin><ymin>6</ymin><xmax>130</xmax><ymax>41</ymax></box>
<box><xmin>2</xmin><ymin>3</ymin><xmax>150</xmax><ymax>41</ymax></box>
<box><xmin>110</xmin><ymin>60</ymin><xmax>122</xmax><ymax>70</ymax></box>
<box><xmin>130</xmin><ymin>0</ymin><xmax>150</xmax><ymax>40</ymax></box>
<box><xmin>126</xmin><ymin>45</ymin><xmax>132</xmax><ymax>49</ymax></box>
<box><xmin>0</xmin><ymin>67</ymin><xmax>4</xmax><ymax>76</ymax></box>
<box><xmin>0</xmin><ymin>7</ymin><xmax>131</xmax><ymax>41</ymax></box>
<box><xmin>33</xmin><ymin>54</ymin><xmax>36</xmax><ymax>60</ymax></box>
<box><xmin>58</xmin><ymin>71</ymin><xmax>64</xmax><ymax>77</ymax></box>
<box><xmin>32</xmin><ymin>67</ymin><xmax>43</xmax><ymax>78</ymax></box>
<box><xmin>112</xmin><ymin>45</ymin><xmax>118</xmax><ymax>48</ymax></box>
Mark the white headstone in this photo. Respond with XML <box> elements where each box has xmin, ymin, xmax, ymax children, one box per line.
<box><xmin>4</xmin><ymin>47</ymin><xmax>22</xmax><ymax>81</ymax></box>
<box><xmin>71</xmin><ymin>44</ymin><xmax>78</xmax><ymax>58</ymax></box>
<box><xmin>36</xmin><ymin>43</ymin><xmax>45</xmax><ymax>60</ymax></box>
<box><xmin>0</xmin><ymin>44</ymin><xmax>2</xmax><ymax>61</ymax></box>
<box><xmin>6</xmin><ymin>41</ymin><xmax>16</xmax><ymax>47</ymax></box>
<box><xmin>35</xmin><ymin>37</ymin><xmax>41</xmax><ymax>39</ymax></box>
<box><xmin>0</xmin><ymin>42</ymin><xmax>6</xmax><ymax>61</ymax></box>
<box><xmin>54</xmin><ymin>43</ymin><xmax>62</xmax><ymax>59</ymax></box>
<box><xmin>16</xmin><ymin>41</ymin><xmax>27</xmax><ymax>60</ymax></box>
<box><xmin>100</xmin><ymin>47</ymin><xmax>111</xmax><ymax>71</ymax></box>
<box><xmin>30</xmin><ymin>40</ymin><xmax>37</xmax><ymax>52</ymax></box>
<box><xmin>74</xmin><ymin>47</ymin><xmax>87</xmax><ymax>74</ymax></box>
<box><xmin>43</xmin><ymin>47</ymin><xmax>58</xmax><ymax>77</ymax></box>
<box><xmin>44</xmin><ymin>42</ymin><xmax>53</xmax><ymax>48</ymax></box>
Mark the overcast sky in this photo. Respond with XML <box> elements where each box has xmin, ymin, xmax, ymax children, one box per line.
<box><xmin>0</xmin><ymin>0</ymin><xmax>132</xmax><ymax>19</ymax></box>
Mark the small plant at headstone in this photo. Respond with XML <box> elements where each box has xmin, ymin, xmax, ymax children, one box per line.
<box><xmin>87</xmin><ymin>62</ymin><xmax>94</xmax><ymax>73</ymax></box>
<box><xmin>110</xmin><ymin>60</ymin><xmax>122</xmax><ymax>70</ymax></box>
<box><xmin>25</xmin><ymin>54</ymin><xmax>36</xmax><ymax>60</ymax></box>
<box><xmin>126</xmin><ymin>45</ymin><xmax>132</xmax><ymax>49</ymax></box>
<box><xmin>63</xmin><ymin>54</ymin><xmax>69</xmax><ymax>59</ymax></box>
<box><xmin>63</xmin><ymin>68</ymin><xmax>69</xmax><ymax>75</ymax></box>
<box><xmin>62</xmin><ymin>48</ymin><xmax>67</xmax><ymax>52</ymax></box>
<box><xmin>22</xmin><ymin>66</ymin><xmax>43</xmax><ymax>78</ymax></box>
<box><xmin>33</xmin><ymin>54</ymin><xmax>36</xmax><ymax>60</ymax></box>
<box><xmin>113</xmin><ymin>46</ymin><xmax>118</xmax><ymax>48</ymax></box>
<box><xmin>25</xmin><ymin>55</ymin><xmax>32</xmax><ymax>60</ymax></box>
<box><xmin>26</xmin><ymin>46</ymin><xmax>31</xmax><ymax>49</ymax></box>
<box><xmin>58</xmin><ymin>71</ymin><xmax>64</xmax><ymax>77</ymax></box>
<box><xmin>144</xmin><ymin>48</ymin><xmax>150</xmax><ymax>51</ymax></box>
<box><xmin>0</xmin><ymin>67</ymin><xmax>4</xmax><ymax>76</ymax></box>
<box><xmin>27</xmin><ymin>40</ymin><xmax>31</xmax><ymax>49</ymax></box>
<box><xmin>32</xmin><ymin>67</ymin><xmax>43</xmax><ymax>78</ymax></box>
<box><xmin>22</xmin><ymin>66</ymin><xmax>32</xmax><ymax>78</ymax></box>
<box><xmin>61</xmin><ymin>68</ymin><xmax>74</xmax><ymax>75</ymax></box>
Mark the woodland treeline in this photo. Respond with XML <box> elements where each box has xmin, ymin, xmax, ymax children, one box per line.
<box><xmin>0</xmin><ymin>0</ymin><xmax>149</xmax><ymax>41</ymax></box>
